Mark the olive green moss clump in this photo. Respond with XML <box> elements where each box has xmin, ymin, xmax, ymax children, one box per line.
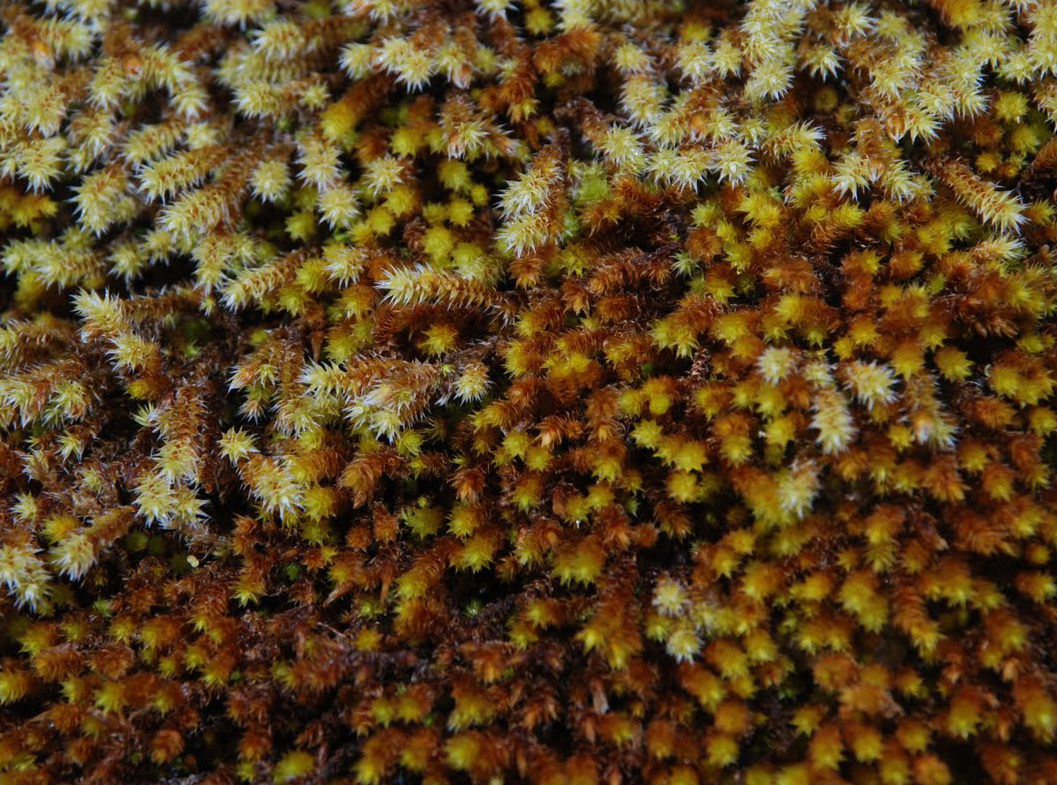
<box><xmin>3</xmin><ymin>0</ymin><xmax>1057</xmax><ymax>783</ymax></box>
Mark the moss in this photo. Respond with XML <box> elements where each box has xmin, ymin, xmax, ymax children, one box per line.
<box><xmin>2</xmin><ymin>0</ymin><xmax>1057</xmax><ymax>784</ymax></box>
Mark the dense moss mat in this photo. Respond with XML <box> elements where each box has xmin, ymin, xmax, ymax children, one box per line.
<box><xmin>3</xmin><ymin>0</ymin><xmax>1057</xmax><ymax>783</ymax></box>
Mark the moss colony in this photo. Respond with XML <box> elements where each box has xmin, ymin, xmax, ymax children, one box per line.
<box><xmin>4</xmin><ymin>0</ymin><xmax>1057</xmax><ymax>782</ymax></box>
